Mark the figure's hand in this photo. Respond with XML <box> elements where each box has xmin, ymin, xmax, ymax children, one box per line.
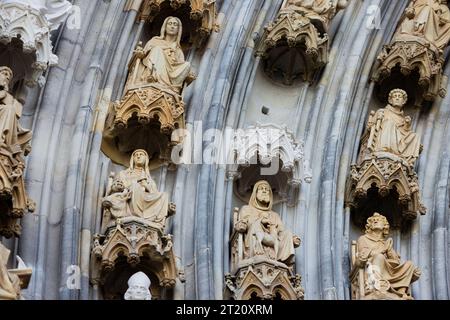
<box><xmin>413</xmin><ymin>267</ymin><xmax>422</xmax><ymax>279</ymax></box>
<box><xmin>134</xmin><ymin>47</ymin><xmax>146</xmax><ymax>59</ymax></box>
<box><xmin>293</xmin><ymin>235</ymin><xmax>301</xmax><ymax>248</ymax></box>
<box><xmin>185</xmin><ymin>70</ymin><xmax>196</xmax><ymax>86</ymax></box>
<box><xmin>235</xmin><ymin>221</ymin><xmax>248</xmax><ymax>233</ymax></box>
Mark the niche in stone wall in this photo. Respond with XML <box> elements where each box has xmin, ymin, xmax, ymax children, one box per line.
<box><xmin>138</xmin><ymin>0</ymin><xmax>217</xmax><ymax>48</ymax></box>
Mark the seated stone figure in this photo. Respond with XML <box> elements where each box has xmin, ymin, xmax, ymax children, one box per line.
<box><xmin>102</xmin><ymin>149</ymin><xmax>174</xmax><ymax>230</ymax></box>
<box><xmin>365</xmin><ymin>89</ymin><xmax>421</xmax><ymax>165</ymax></box>
<box><xmin>354</xmin><ymin>213</ymin><xmax>421</xmax><ymax>300</ymax></box>
<box><xmin>235</xmin><ymin>180</ymin><xmax>300</xmax><ymax>266</ymax></box>
<box><xmin>126</xmin><ymin>16</ymin><xmax>195</xmax><ymax>95</ymax></box>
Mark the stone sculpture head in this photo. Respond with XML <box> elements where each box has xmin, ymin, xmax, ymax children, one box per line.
<box><xmin>124</xmin><ymin>271</ymin><xmax>151</xmax><ymax>300</ymax></box>
<box><xmin>388</xmin><ymin>88</ymin><xmax>407</xmax><ymax>109</ymax></box>
<box><xmin>130</xmin><ymin>149</ymin><xmax>150</xmax><ymax>171</ymax></box>
<box><xmin>160</xmin><ymin>16</ymin><xmax>183</xmax><ymax>45</ymax></box>
<box><xmin>110</xmin><ymin>179</ymin><xmax>125</xmax><ymax>193</ymax></box>
<box><xmin>0</xmin><ymin>66</ymin><xmax>13</xmax><ymax>92</ymax></box>
<box><xmin>365</xmin><ymin>212</ymin><xmax>390</xmax><ymax>237</ymax></box>
<box><xmin>250</xmin><ymin>180</ymin><xmax>273</xmax><ymax>211</ymax></box>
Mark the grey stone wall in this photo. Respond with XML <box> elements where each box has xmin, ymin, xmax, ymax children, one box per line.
<box><xmin>5</xmin><ymin>0</ymin><xmax>449</xmax><ymax>300</ymax></box>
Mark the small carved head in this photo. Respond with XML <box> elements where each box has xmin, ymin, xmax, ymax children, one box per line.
<box><xmin>124</xmin><ymin>271</ymin><xmax>152</xmax><ymax>300</ymax></box>
<box><xmin>130</xmin><ymin>149</ymin><xmax>149</xmax><ymax>169</ymax></box>
<box><xmin>161</xmin><ymin>16</ymin><xmax>183</xmax><ymax>45</ymax></box>
<box><xmin>256</xmin><ymin>181</ymin><xmax>271</xmax><ymax>204</ymax></box>
<box><xmin>0</xmin><ymin>66</ymin><xmax>13</xmax><ymax>91</ymax></box>
<box><xmin>388</xmin><ymin>89</ymin><xmax>408</xmax><ymax>108</ymax></box>
<box><xmin>110</xmin><ymin>179</ymin><xmax>125</xmax><ymax>193</ymax></box>
<box><xmin>365</xmin><ymin>212</ymin><xmax>390</xmax><ymax>237</ymax></box>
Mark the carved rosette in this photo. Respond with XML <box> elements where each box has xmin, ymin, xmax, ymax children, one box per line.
<box><xmin>229</xmin><ymin>123</ymin><xmax>311</xmax><ymax>205</ymax></box>
<box><xmin>0</xmin><ymin>2</ymin><xmax>66</xmax><ymax>86</ymax></box>
<box><xmin>373</xmin><ymin>39</ymin><xmax>446</xmax><ymax>102</ymax></box>
<box><xmin>225</xmin><ymin>259</ymin><xmax>304</xmax><ymax>300</ymax></box>
<box><xmin>101</xmin><ymin>85</ymin><xmax>185</xmax><ymax>168</ymax></box>
<box><xmin>256</xmin><ymin>10</ymin><xmax>328</xmax><ymax>84</ymax></box>
<box><xmin>346</xmin><ymin>156</ymin><xmax>426</xmax><ymax>225</ymax></box>
<box><xmin>138</xmin><ymin>0</ymin><xmax>217</xmax><ymax>46</ymax></box>
<box><xmin>91</xmin><ymin>218</ymin><xmax>177</xmax><ymax>292</ymax></box>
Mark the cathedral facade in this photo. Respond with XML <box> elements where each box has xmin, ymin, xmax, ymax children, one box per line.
<box><xmin>1</xmin><ymin>0</ymin><xmax>450</xmax><ymax>300</ymax></box>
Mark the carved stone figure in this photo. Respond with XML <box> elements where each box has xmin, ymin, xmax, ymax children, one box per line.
<box><xmin>374</xmin><ymin>0</ymin><xmax>450</xmax><ymax>102</ymax></box>
<box><xmin>365</xmin><ymin>89</ymin><xmax>421</xmax><ymax>165</ymax></box>
<box><xmin>0</xmin><ymin>66</ymin><xmax>34</xmax><ymax>238</ymax></box>
<box><xmin>124</xmin><ymin>272</ymin><xmax>152</xmax><ymax>300</ymax></box>
<box><xmin>126</xmin><ymin>16</ymin><xmax>195</xmax><ymax>95</ymax></box>
<box><xmin>396</xmin><ymin>0</ymin><xmax>450</xmax><ymax>50</ymax></box>
<box><xmin>0</xmin><ymin>242</ymin><xmax>20</xmax><ymax>300</ymax></box>
<box><xmin>102</xmin><ymin>149</ymin><xmax>174</xmax><ymax>230</ymax></box>
<box><xmin>226</xmin><ymin>180</ymin><xmax>304</xmax><ymax>300</ymax></box>
<box><xmin>350</xmin><ymin>213</ymin><xmax>421</xmax><ymax>300</ymax></box>
<box><xmin>235</xmin><ymin>180</ymin><xmax>299</xmax><ymax>265</ymax></box>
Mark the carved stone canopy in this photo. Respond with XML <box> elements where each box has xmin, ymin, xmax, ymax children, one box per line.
<box><xmin>137</xmin><ymin>0</ymin><xmax>217</xmax><ymax>47</ymax></box>
<box><xmin>255</xmin><ymin>0</ymin><xmax>348</xmax><ymax>84</ymax></box>
<box><xmin>0</xmin><ymin>1</ymin><xmax>72</xmax><ymax>87</ymax></box>
<box><xmin>91</xmin><ymin>218</ymin><xmax>177</xmax><ymax>300</ymax></box>
<box><xmin>373</xmin><ymin>1</ymin><xmax>450</xmax><ymax>104</ymax></box>
<box><xmin>101</xmin><ymin>85</ymin><xmax>185</xmax><ymax>168</ymax></box>
<box><xmin>228</xmin><ymin>123</ymin><xmax>311</xmax><ymax>206</ymax></box>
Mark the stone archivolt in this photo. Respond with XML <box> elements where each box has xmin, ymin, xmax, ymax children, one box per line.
<box><xmin>0</xmin><ymin>0</ymin><xmax>72</xmax><ymax>86</ymax></box>
<box><xmin>346</xmin><ymin>89</ymin><xmax>426</xmax><ymax>228</ymax></box>
<box><xmin>373</xmin><ymin>0</ymin><xmax>450</xmax><ymax>103</ymax></box>
<box><xmin>102</xmin><ymin>17</ymin><xmax>195</xmax><ymax>168</ymax></box>
<box><xmin>137</xmin><ymin>0</ymin><xmax>217</xmax><ymax>47</ymax></box>
<box><xmin>225</xmin><ymin>181</ymin><xmax>304</xmax><ymax>300</ymax></box>
<box><xmin>229</xmin><ymin>123</ymin><xmax>311</xmax><ymax>206</ymax></box>
<box><xmin>91</xmin><ymin>150</ymin><xmax>178</xmax><ymax>299</ymax></box>
<box><xmin>256</xmin><ymin>0</ymin><xmax>349</xmax><ymax>84</ymax></box>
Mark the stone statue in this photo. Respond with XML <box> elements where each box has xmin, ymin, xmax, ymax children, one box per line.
<box><xmin>396</xmin><ymin>0</ymin><xmax>450</xmax><ymax>50</ymax></box>
<box><xmin>283</xmin><ymin>0</ymin><xmax>349</xmax><ymax>29</ymax></box>
<box><xmin>126</xmin><ymin>16</ymin><xmax>195</xmax><ymax>94</ymax></box>
<box><xmin>124</xmin><ymin>271</ymin><xmax>152</xmax><ymax>300</ymax></box>
<box><xmin>0</xmin><ymin>243</ymin><xmax>20</xmax><ymax>300</ymax></box>
<box><xmin>0</xmin><ymin>66</ymin><xmax>33</xmax><ymax>234</ymax></box>
<box><xmin>355</xmin><ymin>213</ymin><xmax>421</xmax><ymax>300</ymax></box>
<box><xmin>366</xmin><ymin>89</ymin><xmax>421</xmax><ymax>165</ymax></box>
<box><xmin>102</xmin><ymin>149</ymin><xmax>174</xmax><ymax>230</ymax></box>
<box><xmin>235</xmin><ymin>180</ymin><xmax>300</xmax><ymax>266</ymax></box>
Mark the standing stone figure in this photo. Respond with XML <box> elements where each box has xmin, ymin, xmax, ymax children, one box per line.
<box><xmin>102</xmin><ymin>149</ymin><xmax>174</xmax><ymax>230</ymax></box>
<box><xmin>355</xmin><ymin>213</ymin><xmax>421</xmax><ymax>300</ymax></box>
<box><xmin>396</xmin><ymin>0</ymin><xmax>450</xmax><ymax>50</ymax></box>
<box><xmin>0</xmin><ymin>66</ymin><xmax>33</xmax><ymax>232</ymax></box>
<box><xmin>235</xmin><ymin>180</ymin><xmax>300</xmax><ymax>266</ymax></box>
<box><xmin>124</xmin><ymin>272</ymin><xmax>152</xmax><ymax>300</ymax></box>
<box><xmin>366</xmin><ymin>89</ymin><xmax>421</xmax><ymax>165</ymax></box>
<box><xmin>0</xmin><ymin>242</ymin><xmax>20</xmax><ymax>300</ymax></box>
<box><xmin>126</xmin><ymin>16</ymin><xmax>195</xmax><ymax>94</ymax></box>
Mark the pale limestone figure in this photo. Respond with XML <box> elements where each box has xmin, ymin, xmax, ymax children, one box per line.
<box><xmin>102</xmin><ymin>149</ymin><xmax>172</xmax><ymax>230</ymax></box>
<box><xmin>0</xmin><ymin>243</ymin><xmax>20</xmax><ymax>300</ymax></box>
<box><xmin>283</xmin><ymin>0</ymin><xmax>349</xmax><ymax>30</ymax></box>
<box><xmin>235</xmin><ymin>180</ymin><xmax>299</xmax><ymax>266</ymax></box>
<box><xmin>366</xmin><ymin>89</ymin><xmax>421</xmax><ymax>165</ymax></box>
<box><xmin>0</xmin><ymin>66</ymin><xmax>34</xmax><ymax>238</ymax></box>
<box><xmin>126</xmin><ymin>16</ymin><xmax>195</xmax><ymax>95</ymax></box>
<box><xmin>124</xmin><ymin>272</ymin><xmax>152</xmax><ymax>300</ymax></box>
<box><xmin>354</xmin><ymin>213</ymin><xmax>421</xmax><ymax>300</ymax></box>
<box><xmin>396</xmin><ymin>0</ymin><xmax>450</xmax><ymax>50</ymax></box>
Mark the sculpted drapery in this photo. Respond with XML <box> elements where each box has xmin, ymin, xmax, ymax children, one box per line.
<box><xmin>0</xmin><ymin>243</ymin><xmax>20</xmax><ymax>300</ymax></box>
<box><xmin>355</xmin><ymin>213</ymin><xmax>421</xmax><ymax>299</ymax></box>
<box><xmin>126</xmin><ymin>16</ymin><xmax>194</xmax><ymax>95</ymax></box>
<box><xmin>102</xmin><ymin>149</ymin><xmax>170</xmax><ymax>229</ymax></box>
<box><xmin>366</xmin><ymin>89</ymin><xmax>421</xmax><ymax>164</ymax></box>
<box><xmin>235</xmin><ymin>180</ymin><xmax>299</xmax><ymax>266</ymax></box>
<box><xmin>396</xmin><ymin>0</ymin><xmax>450</xmax><ymax>50</ymax></box>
